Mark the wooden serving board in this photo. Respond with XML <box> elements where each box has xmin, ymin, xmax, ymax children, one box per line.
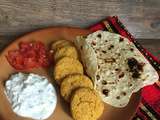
<box><xmin>0</xmin><ymin>27</ymin><xmax>141</xmax><ymax>120</ymax></box>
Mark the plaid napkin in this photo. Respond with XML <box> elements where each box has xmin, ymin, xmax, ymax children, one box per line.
<box><xmin>89</xmin><ymin>16</ymin><xmax>160</xmax><ymax>120</ymax></box>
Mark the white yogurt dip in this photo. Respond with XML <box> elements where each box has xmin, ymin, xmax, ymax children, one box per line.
<box><xmin>5</xmin><ymin>72</ymin><xmax>57</xmax><ymax>120</ymax></box>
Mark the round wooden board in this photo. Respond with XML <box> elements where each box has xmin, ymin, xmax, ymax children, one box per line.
<box><xmin>0</xmin><ymin>27</ymin><xmax>141</xmax><ymax>120</ymax></box>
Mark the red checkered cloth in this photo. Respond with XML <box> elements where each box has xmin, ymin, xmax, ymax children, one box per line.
<box><xmin>89</xmin><ymin>16</ymin><xmax>160</xmax><ymax>120</ymax></box>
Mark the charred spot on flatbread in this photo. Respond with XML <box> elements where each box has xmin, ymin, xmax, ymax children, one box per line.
<box><xmin>119</xmin><ymin>37</ymin><xmax>124</xmax><ymax>42</ymax></box>
<box><xmin>102</xmin><ymin>80</ymin><xmax>107</xmax><ymax>85</ymax></box>
<box><xmin>119</xmin><ymin>72</ymin><xmax>125</xmax><ymax>78</ymax></box>
<box><xmin>127</xmin><ymin>57</ymin><xmax>144</xmax><ymax>79</ymax></box>
<box><xmin>102</xmin><ymin>50</ymin><xmax>107</xmax><ymax>53</ymax></box>
<box><xmin>117</xmin><ymin>53</ymin><xmax>121</xmax><ymax>56</ymax></box>
<box><xmin>91</xmin><ymin>41</ymin><xmax>96</xmax><ymax>46</ymax></box>
<box><xmin>130</xmin><ymin>48</ymin><xmax>134</xmax><ymax>52</ymax></box>
<box><xmin>129</xmin><ymin>83</ymin><xmax>133</xmax><ymax>87</ymax></box>
<box><xmin>115</xmin><ymin>68</ymin><xmax>120</xmax><ymax>72</ymax></box>
<box><xmin>96</xmin><ymin>75</ymin><xmax>100</xmax><ymax>81</ymax></box>
<box><xmin>97</xmin><ymin>34</ymin><xmax>102</xmax><ymax>38</ymax></box>
<box><xmin>102</xmin><ymin>89</ymin><xmax>109</xmax><ymax>96</ymax></box>
<box><xmin>121</xmin><ymin>92</ymin><xmax>127</xmax><ymax>96</ymax></box>
<box><xmin>108</xmin><ymin>44</ymin><xmax>114</xmax><ymax>50</ymax></box>
<box><xmin>132</xmin><ymin>72</ymin><xmax>140</xmax><ymax>78</ymax></box>
<box><xmin>98</xmin><ymin>65</ymin><xmax>100</xmax><ymax>69</ymax></box>
<box><xmin>116</xmin><ymin>96</ymin><xmax>120</xmax><ymax>100</ymax></box>
<box><xmin>104</xmin><ymin>58</ymin><xmax>116</xmax><ymax>63</ymax></box>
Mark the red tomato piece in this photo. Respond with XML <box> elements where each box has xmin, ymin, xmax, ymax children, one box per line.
<box><xmin>6</xmin><ymin>41</ymin><xmax>50</xmax><ymax>70</ymax></box>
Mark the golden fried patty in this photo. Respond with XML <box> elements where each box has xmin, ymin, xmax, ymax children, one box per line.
<box><xmin>60</xmin><ymin>74</ymin><xmax>93</xmax><ymax>102</ymax></box>
<box><xmin>51</xmin><ymin>40</ymin><xmax>72</xmax><ymax>51</ymax></box>
<box><xmin>71</xmin><ymin>88</ymin><xmax>104</xmax><ymax>120</ymax></box>
<box><xmin>54</xmin><ymin>45</ymin><xmax>78</xmax><ymax>61</ymax></box>
<box><xmin>54</xmin><ymin>57</ymin><xmax>83</xmax><ymax>84</ymax></box>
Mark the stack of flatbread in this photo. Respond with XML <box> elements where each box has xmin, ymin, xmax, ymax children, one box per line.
<box><xmin>74</xmin><ymin>30</ymin><xmax>159</xmax><ymax>108</ymax></box>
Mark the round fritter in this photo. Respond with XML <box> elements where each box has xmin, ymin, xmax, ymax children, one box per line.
<box><xmin>54</xmin><ymin>57</ymin><xmax>83</xmax><ymax>84</ymax></box>
<box><xmin>60</xmin><ymin>74</ymin><xmax>93</xmax><ymax>102</ymax></box>
<box><xmin>71</xmin><ymin>88</ymin><xmax>104</xmax><ymax>120</ymax></box>
<box><xmin>54</xmin><ymin>45</ymin><xmax>78</xmax><ymax>61</ymax></box>
<box><xmin>51</xmin><ymin>40</ymin><xmax>72</xmax><ymax>51</ymax></box>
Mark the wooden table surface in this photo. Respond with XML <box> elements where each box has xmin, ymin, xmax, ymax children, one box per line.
<box><xmin>0</xmin><ymin>0</ymin><xmax>159</xmax><ymax>58</ymax></box>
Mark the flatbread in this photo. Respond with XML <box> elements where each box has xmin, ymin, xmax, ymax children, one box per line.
<box><xmin>74</xmin><ymin>30</ymin><xmax>159</xmax><ymax>108</ymax></box>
